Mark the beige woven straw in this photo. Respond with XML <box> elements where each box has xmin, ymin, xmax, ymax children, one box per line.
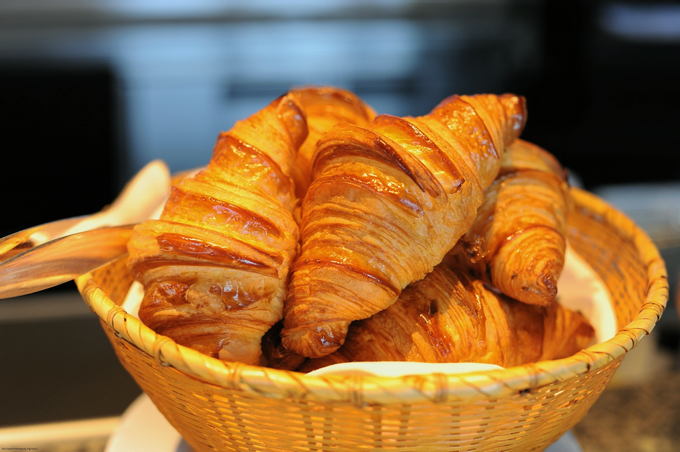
<box><xmin>77</xmin><ymin>188</ymin><xmax>668</xmax><ymax>451</ymax></box>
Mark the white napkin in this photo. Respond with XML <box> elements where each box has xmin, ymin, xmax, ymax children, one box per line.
<box><xmin>557</xmin><ymin>244</ymin><xmax>617</xmax><ymax>344</ymax></box>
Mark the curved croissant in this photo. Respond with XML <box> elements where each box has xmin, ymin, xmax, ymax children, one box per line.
<box><xmin>457</xmin><ymin>139</ymin><xmax>570</xmax><ymax>306</ymax></box>
<box><xmin>127</xmin><ymin>87</ymin><xmax>374</xmax><ymax>365</ymax></box>
<box><xmin>283</xmin><ymin>94</ymin><xmax>527</xmax><ymax>358</ymax></box>
<box><xmin>302</xmin><ymin>258</ymin><xmax>594</xmax><ymax>370</ymax></box>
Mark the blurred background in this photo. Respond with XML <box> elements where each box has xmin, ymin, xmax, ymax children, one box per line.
<box><xmin>0</xmin><ymin>1</ymin><xmax>679</xmax><ymax>450</ymax></box>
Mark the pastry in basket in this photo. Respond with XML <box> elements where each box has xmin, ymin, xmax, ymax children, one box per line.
<box><xmin>457</xmin><ymin>139</ymin><xmax>571</xmax><ymax>306</ymax></box>
<box><xmin>283</xmin><ymin>93</ymin><xmax>527</xmax><ymax>358</ymax></box>
<box><xmin>127</xmin><ymin>87</ymin><xmax>374</xmax><ymax>365</ymax></box>
<box><xmin>300</xmin><ymin>255</ymin><xmax>595</xmax><ymax>371</ymax></box>
<box><xmin>291</xmin><ymin>87</ymin><xmax>377</xmax><ymax>196</ymax></box>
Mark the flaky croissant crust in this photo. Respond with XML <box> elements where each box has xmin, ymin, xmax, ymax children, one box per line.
<box><xmin>128</xmin><ymin>87</ymin><xmax>582</xmax><ymax>371</ymax></box>
<box><xmin>283</xmin><ymin>94</ymin><xmax>527</xmax><ymax>358</ymax></box>
<box><xmin>301</xmin><ymin>258</ymin><xmax>594</xmax><ymax>371</ymax></box>
<box><xmin>458</xmin><ymin>139</ymin><xmax>571</xmax><ymax>306</ymax></box>
<box><xmin>127</xmin><ymin>87</ymin><xmax>374</xmax><ymax>365</ymax></box>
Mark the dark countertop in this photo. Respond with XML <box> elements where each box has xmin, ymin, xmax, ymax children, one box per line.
<box><xmin>573</xmin><ymin>316</ymin><xmax>680</xmax><ymax>452</ymax></box>
<box><xmin>574</xmin><ymin>371</ymin><xmax>680</xmax><ymax>452</ymax></box>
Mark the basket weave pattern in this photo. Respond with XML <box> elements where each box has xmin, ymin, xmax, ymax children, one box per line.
<box><xmin>78</xmin><ymin>188</ymin><xmax>668</xmax><ymax>451</ymax></box>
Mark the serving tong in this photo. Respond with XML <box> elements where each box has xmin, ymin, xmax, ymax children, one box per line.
<box><xmin>0</xmin><ymin>161</ymin><xmax>171</xmax><ymax>299</ymax></box>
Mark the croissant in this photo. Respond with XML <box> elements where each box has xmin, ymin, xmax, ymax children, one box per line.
<box><xmin>291</xmin><ymin>88</ymin><xmax>376</xmax><ymax>196</ymax></box>
<box><xmin>457</xmin><ymin>139</ymin><xmax>570</xmax><ymax>306</ymax></box>
<box><xmin>301</xmin><ymin>257</ymin><xmax>594</xmax><ymax>371</ymax></box>
<box><xmin>127</xmin><ymin>87</ymin><xmax>374</xmax><ymax>365</ymax></box>
<box><xmin>282</xmin><ymin>93</ymin><xmax>527</xmax><ymax>358</ymax></box>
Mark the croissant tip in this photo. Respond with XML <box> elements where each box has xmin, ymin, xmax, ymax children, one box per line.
<box><xmin>499</xmin><ymin>94</ymin><xmax>528</xmax><ymax>134</ymax></box>
<box><xmin>540</xmin><ymin>273</ymin><xmax>558</xmax><ymax>294</ymax></box>
<box><xmin>514</xmin><ymin>270</ymin><xmax>560</xmax><ymax>306</ymax></box>
<box><xmin>281</xmin><ymin>322</ymin><xmax>349</xmax><ymax>358</ymax></box>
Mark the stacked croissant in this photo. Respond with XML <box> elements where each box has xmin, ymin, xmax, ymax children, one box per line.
<box><xmin>127</xmin><ymin>87</ymin><xmax>594</xmax><ymax>370</ymax></box>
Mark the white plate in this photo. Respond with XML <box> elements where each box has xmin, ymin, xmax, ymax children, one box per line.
<box><xmin>106</xmin><ymin>395</ymin><xmax>190</xmax><ymax>452</ymax></box>
<box><xmin>107</xmin><ymin>394</ymin><xmax>582</xmax><ymax>452</ymax></box>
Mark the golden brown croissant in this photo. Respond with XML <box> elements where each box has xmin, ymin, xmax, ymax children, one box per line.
<box><xmin>290</xmin><ymin>88</ymin><xmax>376</xmax><ymax>196</ymax></box>
<box><xmin>127</xmin><ymin>87</ymin><xmax>374</xmax><ymax>365</ymax></box>
<box><xmin>283</xmin><ymin>94</ymin><xmax>527</xmax><ymax>358</ymax></box>
<box><xmin>457</xmin><ymin>139</ymin><xmax>570</xmax><ymax>306</ymax></box>
<box><xmin>302</xmin><ymin>258</ymin><xmax>594</xmax><ymax>371</ymax></box>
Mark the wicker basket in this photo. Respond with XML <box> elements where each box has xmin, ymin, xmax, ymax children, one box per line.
<box><xmin>77</xmin><ymin>188</ymin><xmax>668</xmax><ymax>451</ymax></box>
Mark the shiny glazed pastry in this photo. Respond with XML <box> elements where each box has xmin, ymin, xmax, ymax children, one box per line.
<box><xmin>301</xmin><ymin>256</ymin><xmax>595</xmax><ymax>370</ymax></box>
<box><xmin>283</xmin><ymin>94</ymin><xmax>527</xmax><ymax>358</ymax></box>
<box><xmin>127</xmin><ymin>87</ymin><xmax>374</xmax><ymax>365</ymax></box>
<box><xmin>457</xmin><ymin>139</ymin><xmax>570</xmax><ymax>306</ymax></box>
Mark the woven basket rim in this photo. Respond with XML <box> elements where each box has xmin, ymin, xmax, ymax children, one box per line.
<box><xmin>76</xmin><ymin>187</ymin><xmax>668</xmax><ymax>404</ymax></box>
